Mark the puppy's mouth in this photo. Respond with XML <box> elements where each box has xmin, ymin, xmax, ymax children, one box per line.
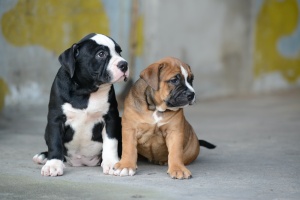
<box><xmin>115</xmin><ymin>73</ymin><xmax>128</xmax><ymax>82</ymax></box>
<box><xmin>123</xmin><ymin>74</ymin><xmax>128</xmax><ymax>82</ymax></box>
<box><xmin>166</xmin><ymin>101</ymin><xmax>189</xmax><ymax>108</ymax></box>
<box><xmin>165</xmin><ymin>96</ymin><xmax>193</xmax><ymax>108</ymax></box>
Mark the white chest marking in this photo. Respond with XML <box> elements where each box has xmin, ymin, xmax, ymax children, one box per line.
<box><xmin>153</xmin><ymin>110</ymin><xmax>162</xmax><ymax>123</ymax></box>
<box><xmin>62</xmin><ymin>84</ymin><xmax>111</xmax><ymax>166</ymax></box>
<box><xmin>180</xmin><ymin>65</ymin><xmax>195</xmax><ymax>92</ymax></box>
<box><xmin>152</xmin><ymin>110</ymin><xmax>168</xmax><ymax>127</ymax></box>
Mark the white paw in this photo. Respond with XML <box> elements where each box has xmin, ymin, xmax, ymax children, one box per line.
<box><xmin>41</xmin><ymin>159</ymin><xmax>65</xmax><ymax>177</ymax></box>
<box><xmin>113</xmin><ymin>168</ymin><xmax>136</xmax><ymax>176</ymax></box>
<box><xmin>33</xmin><ymin>154</ymin><xmax>47</xmax><ymax>165</ymax></box>
<box><xmin>101</xmin><ymin>158</ymin><xmax>119</xmax><ymax>175</ymax></box>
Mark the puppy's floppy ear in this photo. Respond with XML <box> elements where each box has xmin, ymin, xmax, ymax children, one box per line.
<box><xmin>140</xmin><ymin>63</ymin><xmax>164</xmax><ymax>91</ymax></box>
<box><xmin>58</xmin><ymin>44</ymin><xmax>78</xmax><ymax>78</ymax></box>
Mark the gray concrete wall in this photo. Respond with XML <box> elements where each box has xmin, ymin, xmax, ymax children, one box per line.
<box><xmin>142</xmin><ymin>0</ymin><xmax>253</xmax><ymax>98</ymax></box>
<box><xmin>1</xmin><ymin>0</ymin><xmax>300</xmax><ymax>111</ymax></box>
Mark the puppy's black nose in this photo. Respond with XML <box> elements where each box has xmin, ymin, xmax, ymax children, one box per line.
<box><xmin>117</xmin><ymin>61</ymin><xmax>128</xmax><ymax>73</ymax></box>
<box><xmin>187</xmin><ymin>91</ymin><xmax>195</xmax><ymax>101</ymax></box>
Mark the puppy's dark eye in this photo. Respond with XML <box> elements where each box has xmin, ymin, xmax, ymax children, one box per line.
<box><xmin>169</xmin><ymin>75</ymin><xmax>180</xmax><ymax>85</ymax></box>
<box><xmin>96</xmin><ymin>51</ymin><xmax>106</xmax><ymax>58</ymax></box>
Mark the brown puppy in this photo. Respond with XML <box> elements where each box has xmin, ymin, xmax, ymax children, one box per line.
<box><xmin>114</xmin><ymin>57</ymin><xmax>215</xmax><ymax>179</ymax></box>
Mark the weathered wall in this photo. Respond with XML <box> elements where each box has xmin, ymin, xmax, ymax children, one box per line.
<box><xmin>0</xmin><ymin>0</ymin><xmax>299</xmax><ymax>111</ymax></box>
<box><xmin>141</xmin><ymin>0</ymin><xmax>300</xmax><ymax>98</ymax></box>
<box><xmin>0</xmin><ymin>0</ymin><xmax>133</xmax><ymax>110</ymax></box>
<box><xmin>142</xmin><ymin>0</ymin><xmax>253</xmax><ymax>98</ymax></box>
<box><xmin>253</xmin><ymin>0</ymin><xmax>300</xmax><ymax>91</ymax></box>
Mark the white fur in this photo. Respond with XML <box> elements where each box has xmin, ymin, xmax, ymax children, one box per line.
<box><xmin>153</xmin><ymin>110</ymin><xmax>168</xmax><ymax>127</ymax></box>
<box><xmin>156</xmin><ymin>106</ymin><xmax>165</xmax><ymax>112</ymax></box>
<box><xmin>90</xmin><ymin>34</ymin><xmax>129</xmax><ymax>83</ymax></box>
<box><xmin>114</xmin><ymin>168</ymin><xmax>136</xmax><ymax>176</ymax></box>
<box><xmin>101</xmin><ymin>127</ymin><xmax>119</xmax><ymax>175</ymax></box>
<box><xmin>152</xmin><ymin>110</ymin><xmax>162</xmax><ymax>123</ymax></box>
<box><xmin>41</xmin><ymin>159</ymin><xmax>65</xmax><ymax>177</ymax></box>
<box><xmin>62</xmin><ymin>84</ymin><xmax>111</xmax><ymax>167</ymax></box>
<box><xmin>33</xmin><ymin>154</ymin><xmax>47</xmax><ymax>165</ymax></box>
<box><xmin>180</xmin><ymin>65</ymin><xmax>195</xmax><ymax>93</ymax></box>
<box><xmin>180</xmin><ymin>65</ymin><xmax>195</xmax><ymax>103</ymax></box>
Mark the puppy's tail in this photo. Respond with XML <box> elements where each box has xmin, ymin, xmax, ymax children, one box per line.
<box><xmin>199</xmin><ymin>140</ymin><xmax>216</xmax><ymax>149</ymax></box>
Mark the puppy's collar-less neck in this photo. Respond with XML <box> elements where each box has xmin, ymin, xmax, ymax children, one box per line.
<box><xmin>155</xmin><ymin>106</ymin><xmax>165</xmax><ymax>113</ymax></box>
<box><xmin>72</xmin><ymin>78</ymin><xmax>111</xmax><ymax>95</ymax></box>
<box><xmin>145</xmin><ymin>86</ymin><xmax>156</xmax><ymax>111</ymax></box>
<box><xmin>144</xmin><ymin>86</ymin><xmax>165</xmax><ymax>113</ymax></box>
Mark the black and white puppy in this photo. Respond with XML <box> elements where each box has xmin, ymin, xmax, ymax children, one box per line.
<box><xmin>33</xmin><ymin>33</ymin><xmax>129</xmax><ymax>177</ymax></box>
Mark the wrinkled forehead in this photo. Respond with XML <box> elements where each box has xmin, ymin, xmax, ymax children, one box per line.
<box><xmin>180</xmin><ymin>63</ymin><xmax>193</xmax><ymax>77</ymax></box>
<box><xmin>160</xmin><ymin>59</ymin><xmax>193</xmax><ymax>79</ymax></box>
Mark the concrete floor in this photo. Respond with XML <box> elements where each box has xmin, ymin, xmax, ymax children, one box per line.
<box><xmin>0</xmin><ymin>89</ymin><xmax>300</xmax><ymax>200</ymax></box>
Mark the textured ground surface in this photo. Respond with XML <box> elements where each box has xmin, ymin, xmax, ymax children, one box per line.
<box><xmin>0</xmin><ymin>89</ymin><xmax>300</xmax><ymax>200</ymax></box>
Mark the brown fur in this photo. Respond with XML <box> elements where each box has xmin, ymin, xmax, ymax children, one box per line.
<box><xmin>114</xmin><ymin>57</ymin><xmax>200</xmax><ymax>179</ymax></box>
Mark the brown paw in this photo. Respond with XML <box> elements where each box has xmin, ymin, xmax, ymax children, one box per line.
<box><xmin>113</xmin><ymin>161</ymin><xmax>137</xmax><ymax>176</ymax></box>
<box><xmin>167</xmin><ymin>166</ymin><xmax>192</xmax><ymax>179</ymax></box>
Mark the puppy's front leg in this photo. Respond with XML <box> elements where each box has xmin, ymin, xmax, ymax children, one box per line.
<box><xmin>166</xmin><ymin>130</ymin><xmax>192</xmax><ymax>179</ymax></box>
<box><xmin>101</xmin><ymin>86</ymin><xmax>122</xmax><ymax>175</ymax></box>
<box><xmin>101</xmin><ymin>114</ymin><xmax>121</xmax><ymax>175</ymax></box>
<box><xmin>114</xmin><ymin>126</ymin><xmax>138</xmax><ymax>176</ymax></box>
<box><xmin>42</xmin><ymin>118</ymin><xmax>65</xmax><ymax>177</ymax></box>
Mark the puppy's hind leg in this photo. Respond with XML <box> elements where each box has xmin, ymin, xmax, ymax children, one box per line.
<box><xmin>33</xmin><ymin>151</ymin><xmax>48</xmax><ymax>165</ymax></box>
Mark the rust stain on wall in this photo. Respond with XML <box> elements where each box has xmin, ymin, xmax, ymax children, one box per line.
<box><xmin>0</xmin><ymin>78</ymin><xmax>9</xmax><ymax>111</ymax></box>
<box><xmin>1</xmin><ymin>0</ymin><xmax>109</xmax><ymax>54</ymax></box>
<box><xmin>254</xmin><ymin>0</ymin><xmax>300</xmax><ymax>83</ymax></box>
